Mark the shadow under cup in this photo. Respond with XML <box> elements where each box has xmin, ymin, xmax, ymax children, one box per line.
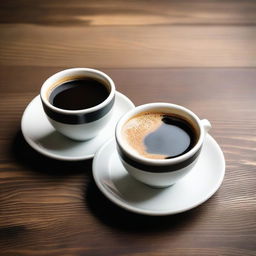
<box><xmin>40</xmin><ymin>68</ymin><xmax>115</xmax><ymax>141</ymax></box>
<box><xmin>115</xmin><ymin>103</ymin><xmax>211</xmax><ymax>188</ymax></box>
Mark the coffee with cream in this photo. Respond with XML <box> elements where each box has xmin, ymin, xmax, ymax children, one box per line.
<box><xmin>121</xmin><ymin>112</ymin><xmax>197</xmax><ymax>159</ymax></box>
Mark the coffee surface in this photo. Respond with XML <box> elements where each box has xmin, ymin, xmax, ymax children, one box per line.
<box><xmin>122</xmin><ymin>112</ymin><xmax>196</xmax><ymax>159</ymax></box>
<box><xmin>49</xmin><ymin>78</ymin><xmax>109</xmax><ymax>110</ymax></box>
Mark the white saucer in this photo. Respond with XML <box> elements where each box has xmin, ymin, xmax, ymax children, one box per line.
<box><xmin>21</xmin><ymin>92</ymin><xmax>135</xmax><ymax>161</ymax></box>
<box><xmin>93</xmin><ymin>135</ymin><xmax>225</xmax><ymax>215</ymax></box>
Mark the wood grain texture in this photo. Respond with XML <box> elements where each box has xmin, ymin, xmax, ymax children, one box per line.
<box><xmin>1</xmin><ymin>25</ymin><xmax>255</xmax><ymax>68</ymax></box>
<box><xmin>0</xmin><ymin>0</ymin><xmax>256</xmax><ymax>68</ymax></box>
<box><xmin>0</xmin><ymin>66</ymin><xmax>256</xmax><ymax>256</ymax></box>
<box><xmin>0</xmin><ymin>0</ymin><xmax>256</xmax><ymax>26</ymax></box>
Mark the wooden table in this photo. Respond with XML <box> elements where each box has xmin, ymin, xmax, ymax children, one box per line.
<box><xmin>0</xmin><ymin>1</ymin><xmax>255</xmax><ymax>255</ymax></box>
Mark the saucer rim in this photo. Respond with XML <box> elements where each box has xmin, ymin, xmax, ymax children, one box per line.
<box><xmin>21</xmin><ymin>91</ymin><xmax>135</xmax><ymax>161</ymax></box>
<box><xmin>93</xmin><ymin>135</ymin><xmax>225</xmax><ymax>216</ymax></box>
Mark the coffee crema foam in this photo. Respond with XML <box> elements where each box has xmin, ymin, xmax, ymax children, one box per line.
<box><xmin>122</xmin><ymin>112</ymin><xmax>167</xmax><ymax>159</ymax></box>
<box><xmin>121</xmin><ymin>111</ymin><xmax>196</xmax><ymax>160</ymax></box>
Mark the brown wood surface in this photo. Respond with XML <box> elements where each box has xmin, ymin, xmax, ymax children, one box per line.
<box><xmin>1</xmin><ymin>66</ymin><xmax>256</xmax><ymax>256</ymax></box>
<box><xmin>0</xmin><ymin>0</ymin><xmax>256</xmax><ymax>68</ymax></box>
<box><xmin>0</xmin><ymin>0</ymin><xmax>256</xmax><ymax>256</ymax></box>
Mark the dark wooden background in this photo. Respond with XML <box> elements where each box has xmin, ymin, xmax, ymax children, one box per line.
<box><xmin>0</xmin><ymin>1</ymin><xmax>256</xmax><ymax>255</ymax></box>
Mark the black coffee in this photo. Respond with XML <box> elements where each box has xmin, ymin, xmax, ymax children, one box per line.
<box><xmin>122</xmin><ymin>112</ymin><xmax>197</xmax><ymax>159</ymax></box>
<box><xmin>49</xmin><ymin>78</ymin><xmax>109</xmax><ymax>110</ymax></box>
<box><xmin>144</xmin><ymin>115</ymin><xmax>196</xmax><ymax>159</ymax></box>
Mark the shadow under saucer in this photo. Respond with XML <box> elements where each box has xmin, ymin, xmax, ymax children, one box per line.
<box><xmin>85</xmin><ymin>178</ymin><xmax>209</xmax><ymax>233</ymax></box>
<box><xmin>11</xmin><ymin>130</ymin><xmax>92</xmax><ymax>177</ymax></box>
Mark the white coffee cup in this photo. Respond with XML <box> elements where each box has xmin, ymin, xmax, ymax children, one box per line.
<box><xmin>40</xmin><ymin>68</ymin><xmax>115</xmax><ymax>141</ymax></box>
<box><xmin>115</xmin><ymin>103</ymin><xmax>211</xmax><ymax>188</ymax></box>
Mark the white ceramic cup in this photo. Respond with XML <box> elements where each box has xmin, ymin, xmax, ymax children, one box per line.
<box><xmin>40</xmin><ymin>68</ymin><xmax>115</xmax><ymax>141</ymax></box>
<box><xmin>115</xmin><ymin>103</ymin><xmax>211</xmax><ymax>188</ymax></box>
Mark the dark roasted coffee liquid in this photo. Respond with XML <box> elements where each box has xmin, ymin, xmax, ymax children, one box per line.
<box><xmin>49</xmin><ymin>78</ymin><xmax>109</xmax><ymax>110</ymax></box>
<box><xmin>144</xmin><ymin>115</ymin><xmax>196</xmax><ymax>159</ymax></box>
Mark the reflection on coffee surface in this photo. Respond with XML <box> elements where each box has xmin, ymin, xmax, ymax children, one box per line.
<box><xmin>49</xmin><ymin>78</ymin><xmax>109</xmax><ymax>110</ymax></box>
<box><xmin>122</xmin><ymin>112</ymin><xmax>197</xmax><ymax>159</ymax></box>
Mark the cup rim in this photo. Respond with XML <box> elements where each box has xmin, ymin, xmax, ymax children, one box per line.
<box><xmin>40</xmin><ymin>68</ymin><xmax>115</xmax><ymax>115</ymax></box>
<box><xmin>115</xmin><ymin>103</ymin><xmax>205</xmax><ymax>166</ymax></box>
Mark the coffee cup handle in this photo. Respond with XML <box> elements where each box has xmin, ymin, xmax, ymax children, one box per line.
<box><xmin>201</xmin><ymin>119</ymin><xmax>212</xmax><ymax>133</ymax></box>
